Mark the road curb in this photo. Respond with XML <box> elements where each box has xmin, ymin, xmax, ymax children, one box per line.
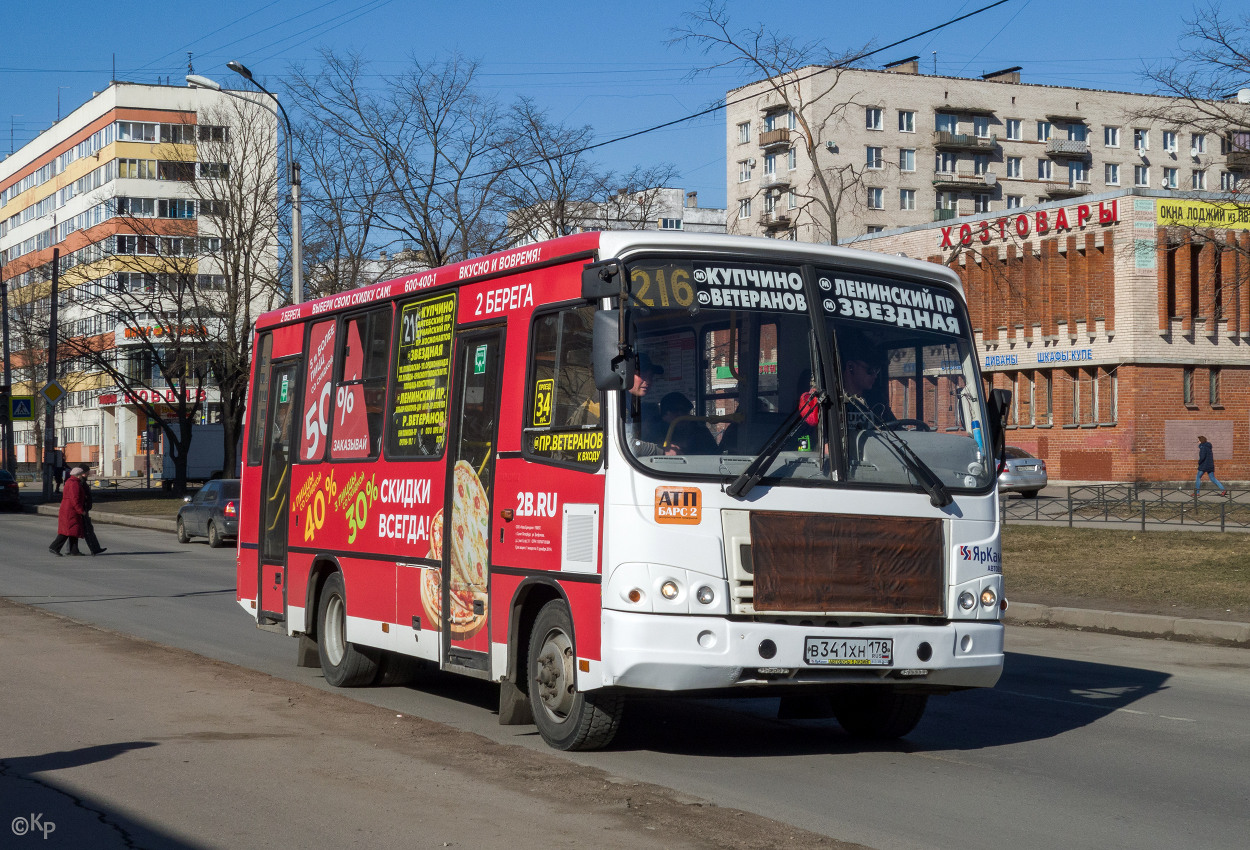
<box><xmin>35</xmin><ymin>504</ymin><xmax>178</xmax><ymax>534</ymax></box>
<box><xmin>1006</xmin><ymin>602</ymin><xmax>1250</xmax><ymax>646</ymax></box>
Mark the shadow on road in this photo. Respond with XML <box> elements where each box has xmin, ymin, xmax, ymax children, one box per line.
<box><xmin>0</xmin><ymin>742</ymin><xmax>208</xmax><ymax>848</ymax></box>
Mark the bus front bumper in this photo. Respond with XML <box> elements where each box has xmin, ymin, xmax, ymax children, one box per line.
<box><xmin>598</xmin><ymin>610</ymin><xmax>1003</xmax><ymax>692</ymax></box>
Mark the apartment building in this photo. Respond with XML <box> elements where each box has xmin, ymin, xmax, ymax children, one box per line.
<box><xmin>0</xmin><ymin>82</ymin><xmax>277</xmax><ymax>478</ymax></box>
<box><xmin>725</xmin><ymin>61</ymin><xmax>1250</xmax><ymax>243</ymax></box>
<box><xmin>510</xmin><ymin>187</ymin><xmax>725</xmax><ymax>245</ymax></box>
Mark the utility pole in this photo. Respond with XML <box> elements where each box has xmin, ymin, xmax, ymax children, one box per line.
<box><xmin>42</xmin><ymin>248</ymin><xmax>58</xmax><ymax>500</ymax></box>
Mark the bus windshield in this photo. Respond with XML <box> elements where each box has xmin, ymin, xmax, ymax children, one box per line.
<box><xmin>619</xmin><ymin>257</ymin><xmax>994</xmax><ymax>494</ymax></box>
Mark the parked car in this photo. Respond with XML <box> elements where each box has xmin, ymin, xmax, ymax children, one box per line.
<box><xmin>177</xmin><ymin>479</ymin><xmax>240</xmax><ymax>547</ymax></box>
<box><xmin>998</xmin><ymin>446</ymin><xmax>1047</xmax><ymax>498</ymax></box>
<box><xmin>0</xmin><ymin>470</ymin><xmax>20</xmax><ymax>510</ymax></box>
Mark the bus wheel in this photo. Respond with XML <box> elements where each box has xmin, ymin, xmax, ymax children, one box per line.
<box><xmin>316</xmin><ymin>572</ymin><xmax>380</xmax><ymax>687</ymax></box>
<box><xmin>527</xmin><ymin>601</ymin><xmax>622</xmax><ymax>751</ymax></box>
<box><xmin>830</xmin><ymin>686</ymin><xmax>928</xmax><ymax>740</ymax></box>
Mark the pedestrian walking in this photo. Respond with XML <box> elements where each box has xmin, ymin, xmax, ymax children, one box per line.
<box><xmin>49</xmin><ymin>466</ymin><xmax>88</xmax><ymax>556</ymax></box>
<box><xmin>79</xmin><ymin>468</ymin><xmax>107</xmax><ymax>555</ymax></box>
<box><xmin>1195</xmin><ymin>435</ymin><xmax>1228</xmax><ymax>498</ymax></box>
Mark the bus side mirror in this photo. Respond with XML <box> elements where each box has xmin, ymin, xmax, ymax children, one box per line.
<box><xmin>592</xmin><ymin>310</ymin><xmax>629</xmax><ymax>391</ymax></box>
<box><xmin>987</xmin><ymin>388</ymin><xmax>1011</xmax><ymax>465</ymax></box>
<box><xmin>582</xmin><ymin>259</ymin><xmax>624</xmax><ymax>300</ymax></box>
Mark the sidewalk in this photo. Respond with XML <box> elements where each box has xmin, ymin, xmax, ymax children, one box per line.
<box><xmin>27</xmin><ymin>501</ymin><xmax>1250</xmax><ymax>648</ymax></box>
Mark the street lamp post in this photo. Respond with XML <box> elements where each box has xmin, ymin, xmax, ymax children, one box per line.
<box><xmin>186</xmin><ymin>65</ymin><xmax>303</xmax><ymax>304</ymax></box>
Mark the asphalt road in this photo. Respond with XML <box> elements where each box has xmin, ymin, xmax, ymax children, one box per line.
<box><xmin>2</xmin><ymin>511</ymin><xmax>1248</xmax><ymax>850</ymax></box>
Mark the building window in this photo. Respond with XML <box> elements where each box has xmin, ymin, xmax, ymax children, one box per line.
<box><xmin>974</xmin><ymin>154</ymin><xmax>990</xmax><ymax>175</ymax></box>
<box><xmin>1134</xmin><ymin>165</ymin><xmax>1149</xmax><ymax>187</ymax></box>
<box><xmin>787</xmin><ymin>190</ymin><xmax>797</xmax><ymax>210</ymax></box>
<box><xmin>1163</xmin><ymin>131</ymin><xmax>1178</xmax><ymax>153</ymax></box>
<box><xmin>937</xmin><ymin>191</ymin><xmax>957</xmax><ymax>211</ymax></box>
<box><xmin>1037</xmin><ymin>159</ymin><xmax>1053</xmax><ymax>180</ymax></box>
<box><xmin>1105</xmin><ymin>163</ymin><xmax>1120</xmax><ymax>185</ymax></box>
<box><xmin>899</xmin><ymin>148</ymin><xmax>915</xmax><ymax>172</ymax></box>
<box><xmin>866</xmin><ymin>107</ymin><xmax>883</xmax><ymax>131</ymax></box>
<box><xmin>738</xmin><ymin>198</ymin><xmax>752</xmax><ymax>219</ymax></box>
<box><xmin>866</xmin><ymin>146</ymin><xmax>883</xmax><ymax>169</ymax></box>
<box><xmin>738</xmin><ymin>160</ymin><xmax>752</xmax><ymax>182</ymax></box>
<box><xmin>866</xmin><ymin>225</ymin><xmax>885</xmax><ymax>234</ymax></box>
<box><xmin>936</xmin><ymin>112</ymin><xmax>957</xmax><ymax>134</ymax></box>
<box><xmin>763</xmin><ymin>193</ymin><xmax>776</xmax><ymax>214</ymax></box>
<box><xmin>1006</xmin><ymin>156</ymin><xmax>1022</xmax><ymax>179</ymax></box>
<box><xmin>1006</xmin><ymin>195</ymin><xmax>1023</xmax><ymax>209</ymax></box>
<box><xmin>974</xmin><ymin>116</ymin><xmax>990</xmax><ymax>138</ymax></box>
<box><xmin>787</xmin><ymin>147</ymin><xmax>797</xmax><ymax>170</ymax></box>
<box><xmin>1192</xmin><ymin>170</ymin><xmax>1206</xmax><ymax>190</ymax></box>
<box><xmin>936</xmin><ymin>151</ymin><xmax>957</xmax><ymax>173</ymax></box>
<box><xmin>867</xmin><ymin>187</ymin><xmax>884</xmax><ymax>210</ymax></box>
<box><xmin>1163</xmin><ymin>167</ymin><xmax>1178</xmax><ymax>188</ymax></box>
<box><xmin>1070</xmin><ymin>160</ymin><xmax>1088</xmax><ymax>184</ymax></box>
<box><xmin>974</xmin><ymin>194</ymin><xmax>990</xmax><ymax>213</ymax></box>
<box><xmin>787</xmin><ymin>110</ymin><xmax>797</xmax><ymax>130</ymax></box>
<box><xmin>764</xmin><ymin>153</ymin><xmax>777</xmax><ymax>175</ymax></box>
<box><xmin>899</xmin><ymin>110</ymin><xmax>915</xmax><ymax>133</ymax></box>
<box><xmin>763</xmin><ymin>112</ymin><xmax>779</xmax><ymax>132</ymax></box>
<box><xmin>1210</xmin><ymin>368</ymin><xmax>1221</xmax><ymax>406</ymax></box>
<box><xmin>1134</xmin><ymin>129</ymin><xmax>1149</xmax><ymax>153</ymax></box>
<box><xmin>1192</xmin><ymin>133</ymin><xmax>1206</xmax><ymax>155</ymax></box>
<box><xmin>1104</xmin><ymin>126</ymin><xmax>1120</xmax><ymax>148</ymax></box>
<box><xmin>1006</xmin><ymin>118</ymin><xmax>1022</xmax><ymax>141</ymax></box>
<box><xmin>900</xmin><ymin>188</ymin><xmax>916</xmax><ymax>210</ymax></box>
<box><xmin>1222</xmin><ymin>171</ymin><xmax>1240</xmax><ymax>191</ymax></box>
<box><xmin>1036</xmin><ymin>120</ymin><xmax>1052</xmax><ymax>141</ymax></box>
<box><xmin>1183</xmin><ymin>367</ymin><xmax>1195</xmax><ymax>406</ymax></box>
<box><xmin>737</xmin><ymin>122</ymin><xmax>751</xmax><ymax>144</ymax></box>
<box><xmin>659</xmin><ymin>218</ymin><xmax>683</xmax><ymax>230</ymax></box>
<box><xmin>1042</xmin><ymin>372</ymin><xmax>1053</xmax><ymax>426</ymax></box>
<box><xmin>1068</xmin><ymin>123</ymin><xmax>1088</xmax><ymax>142</ymax></box>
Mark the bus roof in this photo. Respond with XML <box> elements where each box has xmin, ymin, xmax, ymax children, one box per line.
<box><xmin>255</xmin><ymin>231</ymin><xmax>962</xmax><ymax>330</ymax></box>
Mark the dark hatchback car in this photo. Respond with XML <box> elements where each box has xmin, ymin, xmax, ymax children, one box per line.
<box><xmin>177</xmin><ymin>479</ymin><xmax>240</xmax><ymax>548</ymax></box>
<box><xmin>0</xmin><ymin>470</ymin><xmax>20</xmax><ymax>510</ymax></box>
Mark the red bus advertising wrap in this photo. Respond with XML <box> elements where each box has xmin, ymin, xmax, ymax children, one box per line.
<box><xmin>237</xmin><ymin>232</ymin><xmax>1011</xmax><ymax>750</ymax></box>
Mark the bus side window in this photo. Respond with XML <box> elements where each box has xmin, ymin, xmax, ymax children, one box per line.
<box><xmin>524</xmin><ymin>305</ymin><xmax>602</xmax><ymax>469</ymax></box>
<box><xmin>329</xmin><ymin>307</ymin><xmax>392</xmax><ymax>460</ymax></box>
<box><xmin>299</xmin><ymin>320</ymin><xmax>337</xmax><ymax>463</ymax></box>
<box><xmin>246</xmin><ymin>332</ymin><xmax>273</xmax><ymax>466</ymax></box>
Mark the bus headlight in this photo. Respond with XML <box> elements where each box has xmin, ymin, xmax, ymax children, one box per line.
<box><xmin>980</xmin><ymin>588</ymin><xmax>998</xmax><ymax>608</ymax></box>
<box><xmin>660</xmin><ymin>580</ymin><xmax>680</xmax><ymax>600</ymax></box>
<box><xmin>958</xmin><ymin>591</ymin><xmax>976</xmax><ymax>610</ymax></box>
<box><xmin>695</xmin><ymin>586</ymin><xmax>715</xmax><ymax>605</ymax></box>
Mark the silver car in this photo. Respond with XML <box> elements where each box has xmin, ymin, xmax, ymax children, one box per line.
<box><xmin>998</xmin><ymin>446</ymin><xmax>1047</xmax><ymax>498</ymax></box>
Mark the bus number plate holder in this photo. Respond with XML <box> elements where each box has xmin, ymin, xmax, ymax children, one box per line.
<box><xmin>803</xmin><ymin>637</ymin><xmax>893</xmax><ymax>667</ymax></box>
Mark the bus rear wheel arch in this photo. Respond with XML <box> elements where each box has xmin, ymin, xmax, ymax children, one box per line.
<box><xmin>526</xmin><ymin>600</ymin><xmax>622</xmax><ymax>751</ymax></box>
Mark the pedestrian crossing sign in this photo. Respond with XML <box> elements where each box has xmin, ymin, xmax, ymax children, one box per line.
<box><xmin>9</xmin><ymin>395</ymin><xmax>34</xmax><ymax>421</ymax></box>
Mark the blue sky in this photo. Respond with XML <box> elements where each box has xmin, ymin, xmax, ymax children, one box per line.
<box><xmin>0</xmin><ymin>0</ymin><xmax>1212</xmax><ymax>209</ymax></box>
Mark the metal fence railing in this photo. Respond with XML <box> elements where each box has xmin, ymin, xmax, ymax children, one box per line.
<box><xmin>1003</xmin><ymin>483</ymin><xmax>1250</xmax><ymax>532</ymax></box>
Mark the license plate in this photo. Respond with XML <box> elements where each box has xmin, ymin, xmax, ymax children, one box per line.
<box><xmin>803</xmin><ymin>637</ymin><xmax>893</xmax><ymax>666</ymax></box>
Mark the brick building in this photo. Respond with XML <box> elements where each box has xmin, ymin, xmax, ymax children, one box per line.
<box><xmin>853</xmin><ymin>188</ymin><xmax>1249</xmax><ymax>484</ymax></box>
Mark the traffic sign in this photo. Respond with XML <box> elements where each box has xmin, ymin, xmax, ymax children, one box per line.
<box><xmin>9</xmin><ymin>396</ymin><xmax>35</xmax><ymax>421</ymax></box>
<box><xmin>40</xmin><ymin>380</ymin><xmax>65</xmax><ymax>406</ymax></box>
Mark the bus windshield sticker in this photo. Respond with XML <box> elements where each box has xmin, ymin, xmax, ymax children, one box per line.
<box><xmin>392</xmin><ymin>292</ymin><xmax>456</xmax><ymax>456</ymax></box>
<box><xmin>817</xmin><ymin>272</ymin><xmax>963</xmax><ymax>336</ymax></box>
<box><xmin>630</xmin><ymin>260</ymin><xmax>808</xmax><ymax>313</ymax></box>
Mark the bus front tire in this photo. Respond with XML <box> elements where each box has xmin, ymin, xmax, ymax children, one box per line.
<box><xmin>830</xmin><ymin>686</ymin><xmax>928</xmax><ymax>740</ymax></box>
<box><xmin>317</xmin><ymin>572</ymin><xmax>380</xmax><ymax>687</ymax></box>
<box><xmin>527</xmin><ymin>601</ymin><xmax>622</xmax><ymax>751</ymax></box>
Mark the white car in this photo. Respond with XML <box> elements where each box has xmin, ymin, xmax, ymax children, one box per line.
<box><xmin>998</xmin><ymin>446</ymin><xmax>1047</xmax><ymax>498</ymax></box>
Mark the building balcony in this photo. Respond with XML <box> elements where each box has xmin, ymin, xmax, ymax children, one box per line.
<box><xmin>933</xmin><ymin>131</ymin><xmax>997</xmax><ymax>151</ymax></box>
<box><xmin>760</xmin><ymin>173</ymin><xmax>790</xmax><ymax>191</ymax></box>
<box><xmin>933</xmin><ymin>208</ymin><xmax>958</xmax><ymax>222</ymax></box>
<box><xmin>759</xmin><ymin>129</ymin><xmax>791</xmax><ymax>149</ymax></box>
<box><xmin>1227</xmin><ymin>150</ymin><xmax>1250</xmax><ymax>171</ymax></box>
<box><xmin>1043</xmin><ymin>180</ymin><xmax>1088</xmax><ymax>198</ymax></box>
<box><xmin>932</xmin><ymin>169</ymin><xmax>995</xmax><ymax>190</ymax></box>
<box><xmin>759</xmin><ymin>212</ymin><xmax>791</xmax><ymax>230</ymax></box>
<box><xmin>1046</xmin><ymin>138</ymin><xmax>1091</xmax><ymax>158</ymax></box>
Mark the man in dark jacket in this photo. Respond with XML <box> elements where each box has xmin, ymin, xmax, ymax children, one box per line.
<box><xmin>1195</xmin><ymin>435</ymin><xmax>1228</xmax><ymax>498</ymax></box>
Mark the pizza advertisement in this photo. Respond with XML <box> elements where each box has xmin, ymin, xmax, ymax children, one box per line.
<box><xmin>420</xmin><ymin>460</ymin><xmax>491</xmax><ymax>639</ymax></box>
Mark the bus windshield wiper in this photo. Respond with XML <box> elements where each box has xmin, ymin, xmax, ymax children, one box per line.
<box><xmin>726</xmin><ymin>390</ymin><xmax>827</xmax><ymax>498</ymax></box>
<box><xmin>845</xmin><ymin>395</ymin><xmax>952</xmax><ymax>508</ymax></box>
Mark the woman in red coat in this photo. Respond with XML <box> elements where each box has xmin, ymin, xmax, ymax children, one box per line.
<box><xmin>49</xmin><ymin>467</ymin><xmax>87</xmax><ymax>555</ymax></box>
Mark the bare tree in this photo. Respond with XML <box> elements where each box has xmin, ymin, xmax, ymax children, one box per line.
<box><xmin>674</xmin><ymin>1</ymin><xmax>874</xmax><ymax>244</ymax></box>
<box><xmin>287</xmin><ymin>50</ymin><xmax>511</xmax><ymax>269</ymax></box>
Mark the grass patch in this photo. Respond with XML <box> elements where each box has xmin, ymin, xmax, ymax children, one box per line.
<box><xmin>1004</xmin><ymin>526</ymin><xmax>1250</xmax><ymax>619</ymax></box>
<box><xmin>90</xmin><ymin>493</ymin><xmax>187</xmax><ymax>518</ymax></box>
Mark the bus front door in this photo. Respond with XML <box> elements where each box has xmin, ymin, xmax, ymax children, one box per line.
<box><xmin>443</xmin><ymin>327</ymin><xmax>504</xmax><ymax>673</ymax></box>
<box><xmin>258</xmin><ymin>358</ymin><xmax>300</xmax><ymax>626</ymax></box>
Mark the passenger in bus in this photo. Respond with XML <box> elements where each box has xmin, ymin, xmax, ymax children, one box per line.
<box><xmin>656</xmin><ymin>392</ymin><xmax>719</xmax><ymax>455</ymax></box>
<box><xmin>629</xmin><ymin>354</ymin><xmax>669</xmax><ymax>454</ymax></box>
<box><xmin>839</xmin><ymin>335</ymin><xmax>895</xmax><ymax>431</ymax></box>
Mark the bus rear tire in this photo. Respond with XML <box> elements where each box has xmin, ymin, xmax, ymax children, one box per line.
<box><xmin>830</xmin><ymin>686</ymin><xmax>928</xmax><ymax>740</ymax></box>
<box><xmin>527</xmin><ymin>601</ymin><xmax>622</xmax><ymax>751</ymax></box>
<box><xmin>317</xmin><ymin>572</ymin><xmax>380</xmax><ymax>687</ymax></box>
